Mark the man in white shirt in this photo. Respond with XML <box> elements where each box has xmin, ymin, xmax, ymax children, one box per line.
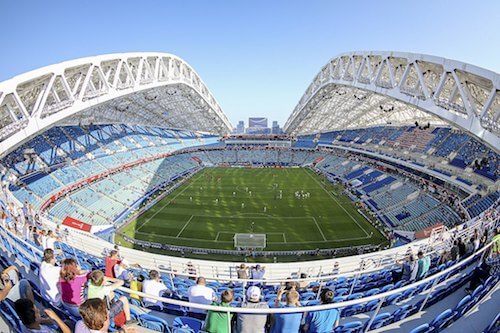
<box><xmin>187</xmin><ymin>276</ymin><xmax>216</xmax><ymax>314</ymax></box>
<box><xmin>45</xmin><ymin>230</ymin><xmax>59</xmax><ymax>251</ymax></box>
<box><xmin>39</xmin><ymin>248</ymin><xmax>62</xmax><ymax>306</ymax></box>
<box><xmin>142</xmin><ymin>270</ymin><xmax>171</xmax><ymax>309</ymax></box>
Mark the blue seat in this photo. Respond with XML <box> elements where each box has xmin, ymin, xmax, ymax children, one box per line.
<box><xmin>380</xmin><ymin>284</ymin><xmax>394</xmax><ymax>293</ymax></box>
<box><xmin>393</xmin><ymin>304</ymin><xmax>412</xmax><ymax>321</ymax></box>
<box><xmin>452</xmin><ymin>295</ymin><xmax>471</xmax><ymax>319</ymax></box>
<box><xmin>471</xmin><ymin>285</ymin><xmax>484</xmax><ymax>302</ymax></box>
<box><xmin>173</xmin><ymin>316</ymin><xmax>204</xmax><ymax>332</ymax></box>
<box><xmin>336</xmin><ymin>288</ymin><xmax>349</xmax><ymax>296</ymax></box>
<box><xmin>300</xmin><ymin>292</ymin><xmax>316</xmax><ymax>301</ymax></box>
<box><xmin>364</xmin><ymin>300</ymin><xmax>381</xmax><ymax>312</ymax></box>
<box><xmin>429</xmin><ymin>308</ymin><xmax>454</xmax><ymax>332</ymax></box>
<box><xmin>364</xmin><ymin>312</ymin><xmax>392</xmax><ymax>330</ymax></box>
<box><xmin>346</xmin><ymin>292</ymin><xmax>363</xmax><ymax>301</ymax></box>
<box><xmin>409</xmin><ymin>323</ymin><xmax>433</xmax><ymax>333</ymax></box>
<box><xmin>341</xmin><ymin>304</ymin><xmax>364</xmax><ymax>317</ymax></box>
<box><xmin>139</xmin><ymin>314</ymin><xmax>168</xmax><ymax>332</ymax></box>
<box><xmin>334</xmin><ymin>321</ymin><xmax>364</xmax><ymax>333</ymax></box>
<box><xmin>385</xmin><ymin>292</ymin><xmax>403</xmax><ymax>305</ymax></box>
<box><xmin>364</xmin><ymin>288</ymin><xmax>380</xmax><ymax>297</ymax></box>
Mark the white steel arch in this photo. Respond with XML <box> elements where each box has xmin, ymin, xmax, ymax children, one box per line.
<box><xmin>285</xmin><ymin>51</ymin><xmax>500</xmax><ymax>150</ymax></box>
<box><xmin>0</xmin><ymin>52</ymin><xmax>233</xmax><ymax>156</ymax></box>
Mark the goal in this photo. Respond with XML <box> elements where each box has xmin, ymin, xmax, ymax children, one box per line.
<box><xmin>234</xmin><ymin>233</ymin><xmax>266</xmax><ymax>250</ymax></box>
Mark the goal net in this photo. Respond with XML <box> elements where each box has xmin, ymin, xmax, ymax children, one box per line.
<box><xmin>234</xmin><ymin>233</ymin><xmax>266</xmax><ymax>250</ymax></box>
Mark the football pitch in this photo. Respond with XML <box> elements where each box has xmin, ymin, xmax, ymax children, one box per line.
<box><xmin>118</xmin><ymin>167</ymin><xmax>387</xmax><ymax>255</ymax></box>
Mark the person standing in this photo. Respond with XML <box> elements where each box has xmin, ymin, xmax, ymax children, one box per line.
<box><xmin>204</xmin><ymin>289</ymin><xmax>234</xmax><ymax>333</ymax></box>
<box><xmin>270</xmin><ymin>287</ymin><xmax>302</xmax><ymax>333</ymax></box>
<box><xmin>303</xmin><ymin>289</ymin><xmax>340</xmax><ymax>332</ymax></box>
<box><xmin>237</xmin><ymin>286</ymin><xmax>269</xmax><ymax>333</ymax></box>
<box><xmin>187</xmin><ymin>276</ymin><xmax>216</xmax><ymax>315</ymax></box>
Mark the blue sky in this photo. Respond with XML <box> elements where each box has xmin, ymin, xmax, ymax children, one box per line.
<box><xmin>0</xmin><ymin>0</ymin><xmax>498</xmax><ymax>127</ymax></box>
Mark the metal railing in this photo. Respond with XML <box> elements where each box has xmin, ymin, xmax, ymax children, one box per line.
<box><xmin>0</xmin><ymin>223</ymin><xmax>493</xmax><ymax>332</ymax></box>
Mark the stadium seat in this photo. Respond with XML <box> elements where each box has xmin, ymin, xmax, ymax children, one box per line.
<box><xmin>429</xmin><ymin>308</ymin><xmax>454</xmax><ymax>332</ymax></box>
<box><xmin>334</xmin><ymin>321</ymin><xmax>364</xmax><ymax>333</ymax></box>
<box><xmin>341</xmin><ymin>304</ymin><xmax>364</xmax><ymax>317</ymax></box>
<box><xmin>409</xmin><ymin>323</ymin><xmax>433</xmax><ymax>333</ymax></box>
<box><xmin>173</xmin><ymin>316</ymin><xmax>204</xmax><ymax>332</ymax></box>
<box><xmin>364</xmin><ymin>312</ymin><xmax>392</xmax><ymax>330</ymax></box>
<box><xmin>452</xmin><ymin>295</ymin><xmax>472</xmax><ymax>319</ymax></box>
<box><xmin>139</xmin><ymin>314</ymin><xmax>168</xmax><ymax>332</ymax></box>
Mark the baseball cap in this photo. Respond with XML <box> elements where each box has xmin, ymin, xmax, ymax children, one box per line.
<box><xmin>246</xmin><ymin>286</ymin><xmax>261</xmax><ymax>301</ymax></box>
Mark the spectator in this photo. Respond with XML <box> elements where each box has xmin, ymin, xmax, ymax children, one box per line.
<box><xmin>331</xmin><ymin>262</ymin><xmax>340</xmax><ymax>275</ymax></box>
<box><xmin>392</xmin><ymin>254</ymin><xmax>418</xmax><ymax>282</ymax></box>
<box><xmin>298</xmin><ymin>273</ymin><xmax>309</xmax><ymax>290</ymax></box>
<box><xmin>129</xmin><ymin>274</ymin><xmax>145</xmax><ymax>302</ymax></box>
<box><xmin>39</xmin><ymin>248</ymin><xmax>62</xmax><ymax>306</ymax></box>
<box><xmin>105</xmin><ymin>250</ymin><xmax>121</xmax><ymax>278</ymax></box>
<box><xmin>59</xmin><ymin>258</ymin><xmax>89</xmax><ymax>317</ymax></box>
<box><xmin>186</xmin><ymin>261</ymin><xmax>197</xmax><ymax>279</ymax></box>
<box><xmin>204</xmin><ymin>289</ymin><xmax>234</xmax><ymax>333</ymax></box>
<box><xmin>465</xmin><ymin>246</ymin><xmax>500</xmax><ymax>294</ymax></box>
<box><xmin>438</xmin><ymin>251</ymin><xmax>451</xmax><ymax>266</ymax></box>
<box><xmin>303</xmin><ymin>289</ymin><xmax>340</xmax><ymax>332</ymax></box>
<box><xmin>187</xmin><ymin>276</ymin><xmax>216</xmax><ymax>314</ymax></box>
<box><xmin>142</xmin><ymin>270</ymin><xmax>171</xmax><ymax>309</ymax></box>
<box><xmin>87</xmin><ymin>270</ymin><xmax>137</xmax><ymax>326</ymax></box>
<box><xmin>45</xmin><ymin>230</ymin><xmax>59</xmax><ymax>251</ymax></box>
<box><xmin>271</xmin><ymin>287</ymin><xmax>302</xmax><ymax>333</ymax></box>
<box><xmin>237</xmin><ymin>286</ymin><xmax>269</xmax><ymax>333</ymax></box>
<box><xmin>237</xmin><ymin>264</ymin><xmax>249</xmax><ymax>279</ymax></box>
<box><xmin>450</xmin><ymin>240</ymin><xmax>460</xmax><ymax>261</ymax></box>
<box><xmin>457</xmin><ymin>237</ymin><xmax>467</xmax><ymax>258</ymax></box>
<box><xmin>251</xmin><ymin>265</ymin><xmax>266</xmax><ymax>282</ymax></box>
<box><xmin>0</xmin><ymin>266</ymin><xmax>34</xmax><ymax>303</ymax></box>
<box><xmin>416</xmin><ymin>251</ymin><xmax>431</xmax><ymax>280</ymax></box>
<box><xmin>113</xmin><ymin>259</ymin><xmax>133</xmax><ymax>283</ymax></box>
<box><xmin>75</xmin><ymin>298</ymin><xmax>137</xmax><ymax>333</ymax></box>
<box><xmin>14</xmin><ymin>298</ymin><xmax>71</xmax><ymax>333</ymax></box>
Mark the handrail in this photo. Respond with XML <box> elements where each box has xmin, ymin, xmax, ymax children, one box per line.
<box><xmin>113</xmin><ymin>240</ymin><xmax>493</xmax><ymax>314</ymax></box>
<box><xmin>57</xmin><ymin>210</ymin><xmax>498</xmax><ymax>283</ymax></box>
<box><xmin>0</xmin><ymin>220</ymin><xmax>493</xmax><ymax>314</ymax></box>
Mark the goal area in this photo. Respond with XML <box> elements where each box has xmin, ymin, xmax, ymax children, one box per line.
<box><xmin>234</xmin><ymin>233</ymin><xmax>266</xmax><ymax>250</ymax></box>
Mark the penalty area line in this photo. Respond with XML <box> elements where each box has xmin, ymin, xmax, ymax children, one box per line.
<box><xmin>176</xmin><ymin>215</ymin><xmax>194</xmax><ymax>238</ymax></box>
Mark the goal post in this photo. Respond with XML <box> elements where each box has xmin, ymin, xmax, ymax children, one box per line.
<box><xmin>234</xmin><ymin>233</ymin><xmax>266</xmax><ymax>250</ymax></box>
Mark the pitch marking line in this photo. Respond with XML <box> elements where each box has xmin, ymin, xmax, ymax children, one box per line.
<box><xmin>135</xmin><ymin>172</ymin><xmax>204</xmax><ymax>233</ymax></box>
<box><xmin>305</xmin><ymin>169</ymin><xmax>370</xmax><ymax>237</ymax></box>
<box><xmin>312</xmin><ymin>217</ymin><xmax>327</xmax><ymax>241</ymax></box>
<box><xmin>134</xmin><ymin>230</ymin><xmax>369</xmax><ymax>244</ymax></box>
<box><xmin>176</xmin><ymin>215</ymin><xmax>194</xmax><ymax>238</ymax></box>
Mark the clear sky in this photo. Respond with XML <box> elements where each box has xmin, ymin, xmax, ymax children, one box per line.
<box><xmin>0</xmin><ymin>0</ymin><xmax>498</xmax><ymax>128</ymax></box>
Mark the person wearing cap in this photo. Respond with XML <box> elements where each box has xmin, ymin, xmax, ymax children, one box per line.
<box><xmin>113</xmin><ymin>259</ymin><xmax>133</xmax><ymax>283</ymax></box>
<box><xmin>237</xmin><ymin>286</ymin><xmax>269</xmax><ymax>333</ymax></box>
<box><xmin>187</xmin><ymin>276</ymin><xmax>216</xmax><ymax>315</ymax></box>
<box><xmin>270</xmin><ymin>286</ymin><xmax>302</xmax><ymax>333</ymax></box>
<box><xmin>303</xmin><ymin>289</ymin><xmax>339</xmax><ymax>332</ymax></box>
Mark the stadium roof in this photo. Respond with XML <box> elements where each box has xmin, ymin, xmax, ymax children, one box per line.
<box><xmin>0</xmin><ymin>52</ymin><xmax>233</xmax><ymax>156</ymax></box>
<box><xmin>284</xmin><ymin>51</ymin><xmax>500</xmax><ymax>150</ymax></box>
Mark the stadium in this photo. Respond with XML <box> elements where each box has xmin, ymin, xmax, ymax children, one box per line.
<box><xmin>0</xmin><ymin>50</ymin><xmax>498</xmax><ymax>333</ymax></box>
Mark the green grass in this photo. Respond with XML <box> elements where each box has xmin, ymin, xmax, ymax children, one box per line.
<box><xmin>118</xmin><ymin>167</ymin><xmax>386</xmax><ymax>257</ymax></box>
